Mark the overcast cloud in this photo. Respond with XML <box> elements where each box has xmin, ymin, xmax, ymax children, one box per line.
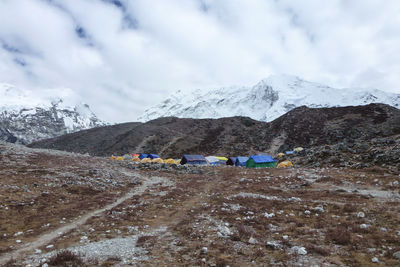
<box><xmin>0</xmin><ymin>0</ymin><xmax>399</xmax><ymax>122</ymax></box>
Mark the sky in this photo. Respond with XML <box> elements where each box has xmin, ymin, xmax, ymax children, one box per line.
<box><xmin>0</xmin><ymin>0</ymin><xmax>399</xmax><ymax>123</ymax></box>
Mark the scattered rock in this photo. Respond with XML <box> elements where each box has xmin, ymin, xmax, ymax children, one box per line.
<box><xmin>360</xmin><ymin>224</ymin><xmax>369</xmax><ymax>229</ymax></box>
<box><xmin>15</xmin><ymin>239</ymin><xmax>22</xmax><ymax>243</ymax></box>
<box><xmin>314</xmin><ymin>206</ymin><xmax>324</xmax><ymax>213</ymax></box>
<box><xmin>357</xmin><ymin>212</ymin><xmax>365</xmax><ymax>218</ymax></box>
<box><xmin>248</xmin><ymin>237</ymin><xmax>258</xmax><ymax>244</ymax></box>
<box><xmin>371</xmin><ymin>257</ymin><xmax>379</xmax><ymax>263</ymax></box>
<box><xmin>304</xmin><ymin>210</ymin><xmax>311</xmax><ymax>215</ymax></box>
<box><xmin>266</xmin><ymin>241</ymin><xmax>282</xmax><ymax>250</ymax></box>
<box><xmin>201</xmin><ymin>247</ymin><xmax>208</xmax><ymax>255</ymax></box>
<box><xmin>291</xmin><ymin>246</ymin><xmax>307</xmax><ymax>255</ymax></box>
<box><xmin>35</xmin><ymin>249</ymin><xmax>42</xmax><ymax>254</ymax></box>
<box><xmin>393</xmin><ymin>251</ymin><xmax>400</xmax><ymax>260</ymax></box>
<box><xmin>45</xmin><ymin>244</ymin><xmax>54</xmax><ymax>249</ymax></box>
<box><xmin>264</xmin><ymin>212</ymin><xmax>275</xmax><ymax>218</ymax></box>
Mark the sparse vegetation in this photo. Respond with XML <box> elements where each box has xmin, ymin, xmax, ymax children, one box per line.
<box><xmin>0</xmin><ymin>141</ymin><xmax>399</xmax><ymax>266</ymax></box>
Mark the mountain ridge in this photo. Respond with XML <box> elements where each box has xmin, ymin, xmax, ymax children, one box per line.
<box><xmin>0</xmin><ymin>83</ymin><xmax>106</xmax><ymax>144</ymax></box>
<box><xmin>138</xmin><ymin>75</ymin><xmax>400</xmax><ymax>122</ymax></box>
<box><xmin>30</xmin><ymin>103</ymin><xmax>400</xmax><ymax>161</ymax></box>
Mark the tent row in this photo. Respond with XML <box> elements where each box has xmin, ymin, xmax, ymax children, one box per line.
<box><xmin>111</xmin><ymin>152</ymin><xmax>295</xmax><ymax>168</ymax></box>
<box><xmin>181</xmin><ymin>154</ymin><xmax>293</xmax><ymax>168</ymax></box>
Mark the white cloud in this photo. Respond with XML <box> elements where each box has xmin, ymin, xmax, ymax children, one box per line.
<box><xmin>0</xmin><ymin>0</ymin><xmax>399</xmax><ymax>122</ymax></box>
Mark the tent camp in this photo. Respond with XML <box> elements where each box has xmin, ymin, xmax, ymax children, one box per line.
<box><xmin>206</xmin><ymin>156</ymin><xmax>227</xmax><ymax>165</ymax></box>
<box><xmin>141</xmin><ymin>158</ymin><xmax>151</xmax><ymax>163</ymax></box>
<box><xmin>132</xmin><ymin>157</ymin><xmax>140</xmax><ymax>162</ymax></box>
<box><xmin>147</xmin><ymin>154</ymin><xmax>160</xmax><ymax>159</ymax></box>
<box><xmin>285</xmin><ymin>151</ymin><xmax>294</xmax><ymax>155</ymax></box>
<box><xmin>235</xmin><ymin>156</ymin><xmax>249</xmax><ymax>167</ymax></box>
<box><xmin>110</xmin><ymin>155</ymin><xmax>116</xmax><ymax>160</ymax></box>
<box><xmin>139</xmin><ymin>153</ymin><xmax>148</xmax><ymax>159</ymax></box>
<box><xmin>181</xmin><ymin>155</ymin><xmax>207</xmax><ymax>165</ymax></box>
<box><xmin>131</xmin><ymin>153</ymin><xmax>140</xmax><ymax>158</ymax></box>
<box><xmin>278</xmin><ymin>152</ymin><xmax>285</xmax><ymax>157</ymax></box>
<box><xmin>116</xmin><ymin>156</ymin><xmax>124</xmax><ymax>161</ymax></box>
<box><xmin>226</xmin><ymin>157</ymin><xmax>237</xmax><ymax>166</ymax></box>
<box><xmin>205</xmin><ymin>156</ymin><xmax>219</xmax><ymax>164</ymax></box>
<box><xmin>164</xmin><ymin>158</ymin><xmax>177</xmax><ymax>164</ymax></box>
<box><xmin>294</xmin><ymin>147</ymin><xmax>304</xmax><ymax>152</ymax></box>
<box><xmin>246</xmin><ymin>155</ymin><xmax>276</xmax><ymax>168</ymax></box>
<box><xmin>277</xmin><ymin>160</ymin><xmax>294</xmax><ymax>168</ymax></box>
<box><xmin>151</xmin><ymin>158</ymin><xmax>164</xmax><ymax>164</ymax></box>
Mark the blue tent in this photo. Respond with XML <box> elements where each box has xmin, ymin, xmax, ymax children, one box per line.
<box><xmin>235</xmin><ymin>156</ymin><xmax>249</xmax><ymax>167</ymax></box>
<box><xmin>285</xmin><ymin>151</ymin><xmax>294</xmax><ymax>155</ymax></box>
<box><xmin>139</xmin><ymin>153</ymin><xmax>148</xmax><ymax>159</ymax></box>
<box><xmin>180</xmin><ymin>155</ymin><xmax>207</xmax><ymax>165</ymax></box>
<box><xmin>147</xmin><ymin>154</ymin><xmax>160</xmax><ymax>159</ymax></box>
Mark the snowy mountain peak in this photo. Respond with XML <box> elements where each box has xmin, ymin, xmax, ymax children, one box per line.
<box><xmin>138</xmin><ymin>75</ymin><xmax>400</xmax><ymax>122</ymax></box>
<box><xmin>0</xmin><ymin>83</ymin><xmax>106</xmax><ymax>144</ymax></box>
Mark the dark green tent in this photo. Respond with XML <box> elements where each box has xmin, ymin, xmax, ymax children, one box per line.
<box><xmin>246</xmin><ymin>154</ymin><xmax>276</xmax><ymax>168</ymax></box>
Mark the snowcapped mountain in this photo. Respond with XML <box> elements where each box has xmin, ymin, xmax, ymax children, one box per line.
<box><xmin>138</xmin><ymin>75</ymin><xmax>400</xmax><ymax>122</ymax></box>
<box><xmin>0</xmin><ymin>83</ymin><xmax>106</xmax><ymax>144</ymax></box>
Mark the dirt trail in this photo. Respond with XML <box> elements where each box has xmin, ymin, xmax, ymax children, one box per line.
<box><xmin>146</xmin><ymin>177</ymin><xmax>219</xmax><ymax>230</ymax></box>
<box><xmin>0</xmin><ymin>176</ymin><xmax>163</xmax><ymax>265</ymax></box>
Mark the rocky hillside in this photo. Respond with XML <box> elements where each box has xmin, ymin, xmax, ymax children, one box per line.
<box><xmin>1</xmin><ymin>141</ymin><xmax>400</xmax><ymax>266</ymax></box>
<box><xmin>0</xmin><ymin>83</ymin><xmax>106</xmax><ymax>144</ymax></box>
<box><xmin>138</xmin><ymin>75</ymin><xmax>400</xmax><ymax>122</ymax></box>
<box><xmin>30</xmin><ymin>104</ymin><xmax>400</xmax><ymax>162</ymax></box>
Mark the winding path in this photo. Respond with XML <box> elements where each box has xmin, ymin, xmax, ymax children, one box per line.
<box><xmin>0</xmin><ymin>176</ymin><xmax>161</xmax><ymax>265</ymax></box>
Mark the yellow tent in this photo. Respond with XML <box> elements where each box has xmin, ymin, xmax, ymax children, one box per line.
<box><xmin>164</xmin><ymin>158</ymin><xmax>177</xmax><ymax>164</ymax></box>
<box><xmin>109</xmin><ymin>155</ymin><xmax>116</xmax><ymax>160</ymax></box>
<box><xmin>216</xmin><ymin>156</ymin><xmax>228</xmax><ymax>161</ymax></box>
<box><xmin>278</xmin><ymin>152</ymin><xmax>285</xmax><ymax>157</ymax></box>
<box><xmin>132</xmin><ymin>157</ymin><xmax>140</xmax><ymax>162</ymax></box>
<box><xmin>176</xmin><ymin>159</ymin><xmax>181</xmax><ymax>164</ymax></box>
<box><xmin>141</xmin><ymin>158</ymin><xmax>151</xmax><ymax>163</ymax></box>
<box><xmin>295</xmin><ymin>147</ymin><xmax>304</xmax><ymax>152</ymax></box>
<box><xmin>151</xmin><ymin>158</ymin><xmax>164</xmax><ymax>164</ymax></box>
<box><xmin>277</xmin><ymin>160</ymin><xmax>294</xmax><ymax>168</ymax></box>
<box><xmin>116</xmin><ymin>156</ymin><xmax>124</xmax><ymax>161</ymax></box>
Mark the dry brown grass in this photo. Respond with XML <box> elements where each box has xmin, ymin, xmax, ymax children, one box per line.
<box><xmin>47</xmin><ymin>250</ymin><xmax>85</xmax><ymax>267</ymax></box>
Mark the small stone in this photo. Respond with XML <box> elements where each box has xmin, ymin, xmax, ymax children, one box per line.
<box><xmin>393</xmin><ymin>251</ymin><xmax>400</xmax><ymax>259</ymax></box>
<box><xmin>371</xmin><ymin>257</ymin><xmax>379</xmax><ymax>263</ymax></box>
<box><xmin>42</xmin><ymin>264</ymin><xmax>49</xmax><ymax>267</ymax></box>
<box><xmin>264</xmin><ymin>212</ymin><xmax>275</xmax><ymax>218</ymax></box>
<box><xmin>201</xmin><ymin>247</ymin><xmax>208</xmax><ymax>254</ymax></box>
<box><xmin>16</xmin><ymin>240</ymin><xmax>22</xmax><ymax>243</ymax></box>
<box><xmin>35</xmin><ymin>249</ymin><xmax>42</xmax><ymax>254</ymax></box>
<box><xmin>282</xmin><ymin>235</ymin><xmax>289</xmax><ymax>240</ymax></box>
<box><xmin>248</xmin><ymin>237</ymin><xmax>258</xmax><ymax>244</ymax></box>
<box><xmin>201</xmin><ymin>258</ymin><xmax>206</xmax><ymax>262</ymax></box>
<box><xmin>357</xmin><ymin>212</ymin><xmax>365</xmax><ymax>218</ymax></box>
<box><xmin>46</xmin><ymin>244</ymin><xmax>54</xmax><ymax>249</ymax></box>
<box><xmin>314</xmin><ymin>206</ymin><xmax>324</xmax><ymax>213</ymax></box>
<box><xmin>380</xmin><ymin>227</ymin><xmax>387</xmax><ymax>232</ymax></box>
<box><xmin>360</xmin><ymin>224</ymin><xmax>368</xmax><ymax>229</ymax></box>
<box><xmin>304</xmin><ymin>210</ymin><xmax>311</xmax><ymax>215</ymax></box>
<box><xmin>291</xmin><ymin>246</ymin><xmax>307</xmax><ymax>255</ymax></box>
